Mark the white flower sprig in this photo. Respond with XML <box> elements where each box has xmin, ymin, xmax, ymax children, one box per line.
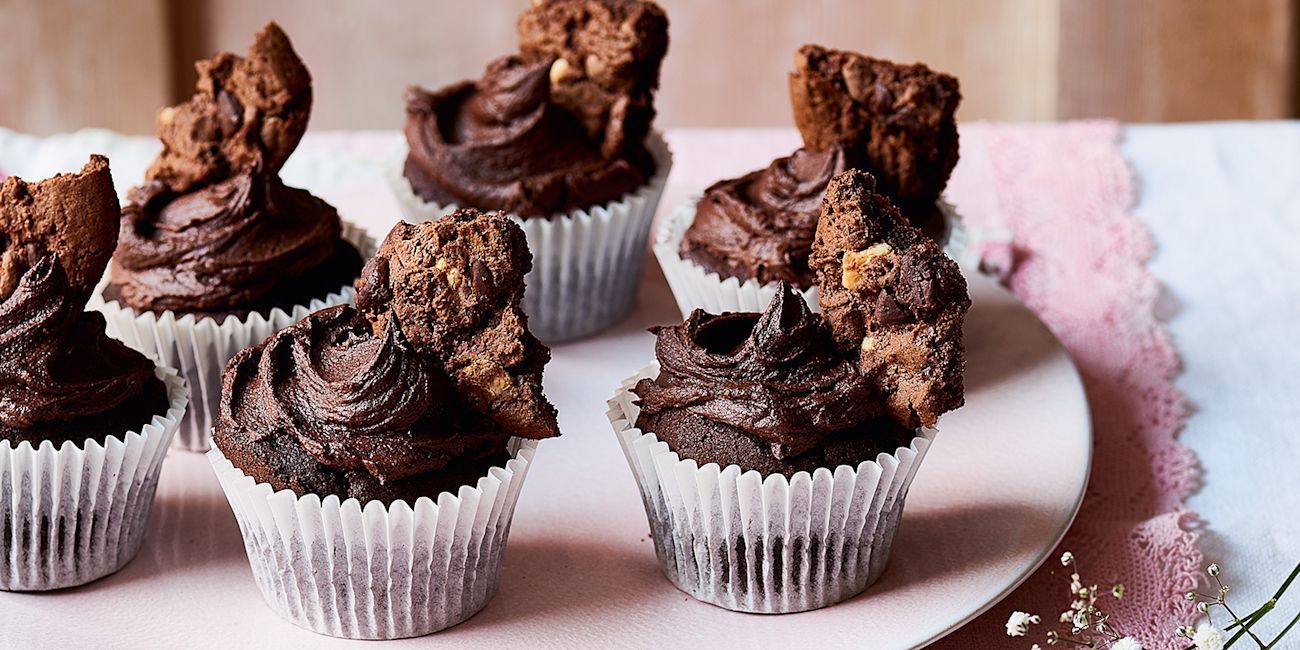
<box><xmin>1004</xmin><ymin>550</ymin><xmax>1139</xmax><ymax>648</ymax></box>
<box><xmin>1179</xmin><ymin>560</ymin><xmax>1300</xmax><ymax>649</ymax></box>
<box><xmin>1004</xmin><ymin>554</ymin><xmax>1300</xmax><ymax>649</ymax></box>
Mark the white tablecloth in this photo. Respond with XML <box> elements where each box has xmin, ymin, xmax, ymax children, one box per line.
<box><xmin>1126</xmin><ymin>122</ymin><xmax>1300</xmax><ymax>636</ymax></box>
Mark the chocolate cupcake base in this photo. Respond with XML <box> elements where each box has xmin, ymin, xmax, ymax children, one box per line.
<box><xmin>609</xmin><ymin>365</ymin><xmax>933</xmax><ymax>613</ymax></box>
<box><xmin>208</xmin><ymin>438</ymin><xmax>538</xmax><ymax>640</ymax></box>
<box><xmin>389</xmin><ymin>132</ymin><xmax>672</xmax><ymax>342</ymax></box>
<box><xmin>0</xmin><ymin>365</ymin><xmax>187</xmax><ymax>591</ymax></box>
<box><xmin>93</xmin><ymin>222</ymin><xmax>375</xmax><ymax>452</ymax></box>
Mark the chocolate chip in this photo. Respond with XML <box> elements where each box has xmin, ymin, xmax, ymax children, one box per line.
<box><xmin>896</xmin><ymin>253</ymin><xmax>939</xmax><ymax>312</ymax></box>
<box><xmin>216</xmin><ymin>90</ymin><xmax>244</xmax><ymax>137</ymax></box>
<box><xmin>356</xmin><ymin>257</ymin><xmax>391</xmax><ymax>313</ymax></box>
<box><xmin>470</xmin><ymin>258</ymin><xmax>494</xmax><ymax>294</ymax></box>
<box><xmin>873</xmin><ymin>291</ymin><xmax>911</xmax><ymax>325</ymax></box>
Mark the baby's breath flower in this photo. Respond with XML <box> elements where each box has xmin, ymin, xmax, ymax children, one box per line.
<box><xmin>1059</xmin><ymin>610</ymin><xmax>1074</xmax><ymax>623</ymax></box>
<box><xmin>1111</xmin><ymin>637</ymin><xmax>1143</xmax><ymax>650</ymax></box>
<box><xmin>1176</xmin><ymin>625</ymin><xmax>1196</xmax><ymax>638</ymax></box>
<box><xmin>1060</xmin><ymin>551</ymin><xmax>1074</xmax><ymax>566</ymax></box>
<box><xmin>1185</xmin><ymin>592</ymin><xmax>1198</xmax><ymax>601</ymax></box>
<box><xmin>1192</xmin><ymin>623</ymin><xmax>1225</xmax><ymax>650</ymax></box>
<box><xmin>1072</xmin><ymin>610</ymin><xmax>1089</xmax><ymax>631</ymax></box>
<box><xmin>1196</xmin><ymin>601</ymin><xmax>1209</xmax><ymax>614</ymax></box>
<box><xmin>1112</xmin><ymin>584</ymin><xmax>1125</xmax><ymax>599</ymax></box>
<box><xmin>1207</xmin><ymin>563</ymin><xmax>1220</xmax><ymax>577</ymax></box>
<box><xmin>1005</xmin><ymin>611</ymin><xmax>1040</xmax><ymax>637</ymax></box>
<box><xmin>1071</xmin><ymin>578</ymin><xmax>1083</xmax><ymax>594</ymax></box>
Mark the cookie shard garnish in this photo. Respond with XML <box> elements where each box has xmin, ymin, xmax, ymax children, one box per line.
<box><xmin>147</xmin><ymin>21</ymin><xmax>312</xmax><ymax>194</ymax></box>
<box><xmin>811</xmin><ymin>169</ymin><xmax>969</xmax><ymax>429</ymax></box>
<box><xmin>355</xmin><ymin>209</ymin><xmax>560</xmax><ymax>440</ymax></box>
<box><xmin>517</xmin><ymin>0</ymin><xmax>669</xmax><ymax>159</ymax></box>
<box><xmin>789</xmin><ymin>44</ymin><xmax>960</xmax><ymax>208</ymax></box>
<box><xmin>0</xmin><ymin>155</ymin><xmax>118</xmax><ymax>304</ymax></box>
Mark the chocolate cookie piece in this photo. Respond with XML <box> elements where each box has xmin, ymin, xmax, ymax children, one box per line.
<box><xmin>355</xmin><ymin>210</ymin><xmax>560</xmax><ymax>440</ymax></box>
<box><xmin>789</xmin><ymin>44</ymin><xmax>960</xmax><ymax>208</ymax></box>
<box><xmin>517</xmin><ymin>0</ymin><xmax>669</xmax><ymax>158</ymax></box>
<box><xmin>0</xmin><ymin>155</ymin><xmax>118</xmax><ymax>303</ymax></box>
<box><xmin>811</xmin><ymin>170</ymin><xmax>969</xmax><ymax>429</ymax></box>
<box><xmin>146</xmin><ymin>22</ymin><xmax>311</xmax><ymax>194</ymax></box>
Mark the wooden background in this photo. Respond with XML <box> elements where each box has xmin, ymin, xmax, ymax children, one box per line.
<box><xmin>1</xmin><ymin>0</ymin><xmax>1296</xmax><ymax>135</ymax></box>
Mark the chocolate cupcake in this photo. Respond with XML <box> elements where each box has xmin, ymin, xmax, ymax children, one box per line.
<box><xmin>655</xmin><ymin>44</ymin><xmax>964</xmax><ymax>318</ymax></box>
<box><xmin>0</xmin><ymin>157</ymin><xmax>187</xmax><ymax>591</ymax></box>
<box><xmin>209</xmin><ymin>209</ymin><xmax>558</xmax><ymax>639</ymax></box>
<box><xmin>610</xmin><ymin>168</ymin><xmax>968</xmax><ymax>613</ymax></box>
<box><xmin>390</xmin><ymin>0</ymin><xmax>672</xmax><ymax>341</ymax></box>
<box><xmin>95</xmin><ymin>22</ymin><xmax>374</xmax><ymax>451</ymax></box>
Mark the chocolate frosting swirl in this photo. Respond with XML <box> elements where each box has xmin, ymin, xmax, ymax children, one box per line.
<box><xmin>219</xmin><ymin>305</ymin><xmax>499</xmax><ymax>483</ymax></box>
<box><xmin>111</xmin><ymin>165</ymin><xmax>342</xmax><ymax>312</ymax></box>
<box><xmin>634</xmin><ymin>283</ymin><xmax>876</xmax><ymax>459</ymax></box>
<box><xmin>0</xmin><ymin>256</ymin><xmax>157</xmax><ymax>428</ymax></box>
<box><xmin>680</xmin><ymin>145</ymin><xmax>850</xmax><ymax>288</ymax></box>
<box><xmin>403</xmin><ymin>55</ymin><xmax>653</xmax><ymax>218</ymax></box>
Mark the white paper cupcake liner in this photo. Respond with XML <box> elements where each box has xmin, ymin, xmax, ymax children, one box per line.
<box><xmin>607</xmin><ymin>364</ymin><xmax>934</xmax><ymax>613</ymax></box>
<box><xmin>654</xmin><ymin>194</ymin><xmax>966</xmax><ymax>319</ymax></box>
<box><xmin>92</xmin><ymin>223</ymin><xmax>375</xmax><ymax>452</ymax></box>
<box><xmin>387</xmin><ymin>132</ymin><xmax>673</xmax><ymax>342</ymax></box>
<box><xmin>0</xmin><ymin>365</ymin><xmax>187</xmax><ymax>591</ymax></box>
<box><xmin>208</xmin><ymin>438</ymin><xmax>539</xmax><ymax>639</ymax></box>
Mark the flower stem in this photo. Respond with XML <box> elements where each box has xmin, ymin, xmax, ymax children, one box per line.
<box><xmin>1222</xmin><ymin>600</ymin><xmax>1268</xmax><ymax>648</ymax></box>
<box><xmin>1265</xmin><ymin>609</ymin><xmax>1300</xmax><ymax>649</ymax></box>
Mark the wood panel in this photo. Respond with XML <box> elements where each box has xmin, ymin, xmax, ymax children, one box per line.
<box><xmin>0</xmin><ymin>0</ymin><xmax>170</xmax><ymax>135</ymax></box>
<box><xmin>167</xmin><ymin>0</ymin><xmax>529</xmax><ymax>133</ymax></box>
<box><xmin>1057</xmin><ymin>0</ymin><xmax>1298</xmax><ymax>121</ymax></box>
<box><xmin>1</xmin><ymin>0</ymin><xmax>1298</xmax><ymax>134</ymax></box>
<box><xmin>655</xmin><ymin>0</ymin><xmax>1059</xmax><ymax>126</ymax></box>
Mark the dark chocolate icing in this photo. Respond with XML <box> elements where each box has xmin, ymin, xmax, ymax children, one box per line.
<box><xmin>403</xmin><ymin>55</ymin><xmax>653</xmax><ymax>218</ymax></box>
<box><xmin>679</xmin><ymin>145</ymin><xmax>850</xmax><ymax>289</ymax></box>
<box><xmin>0</xmin><ymin>256</ymin><xmax>159</xmax><ymax>430</ymax></box>
<box><xmin>216</xmin><ymin>305</ymin><xmax>506</xmax><ymax>485</ymax></box>
<box><xmin>634</xmin><ymin>283</ymin><xmax>877</xmax><ymax>459</ymax></box>
<box><xmin>110</xmin><ymin>166</ymin><xmax>345</xmax><ymax>313</ymax></box>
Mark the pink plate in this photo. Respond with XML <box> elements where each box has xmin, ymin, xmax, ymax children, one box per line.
<box><xmin>0</xmin><ymin>260</ymin><xmax>1089</xmax><ymax>648</ymax></box>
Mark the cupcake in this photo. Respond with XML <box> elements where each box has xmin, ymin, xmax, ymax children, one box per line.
<box><xmin>391</xmin><ymin>0</ymin><xmax>672</xmax><ymax>342</ymax></box>
<box><xmin>0</xmin><ymin>157</ymin><xmax>187</xmax><ymax>591</ymax></box>
<box><xmin>609</xmin><ymin>169</ymin><xmax>969</xmax><ymax>613</ymax></box>
<box><xmin>656</xmin><ymin>44</ymin><xmax>963</xmax><ymax>318</ymax></box>
<box><xmin>96</xmin><ymin>23</ymin><xmax>373</xmax><ymax>451</ymax></box>
<box><xmin>210</xmin><ymin>209</ymin><xmax>559</xmax><ymax>639</ymax></box>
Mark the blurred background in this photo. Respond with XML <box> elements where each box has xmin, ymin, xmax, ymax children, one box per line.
<box><xmin>1</xmin><ymin>0</ymin><xmax>1295</xmax><ymax>135</ymax></box>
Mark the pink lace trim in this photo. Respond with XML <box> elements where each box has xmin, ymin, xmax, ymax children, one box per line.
<box><xmin>934</xmin><ymin>122</ymin><xmax>1200</xmax><ymax>648</ymax></box>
